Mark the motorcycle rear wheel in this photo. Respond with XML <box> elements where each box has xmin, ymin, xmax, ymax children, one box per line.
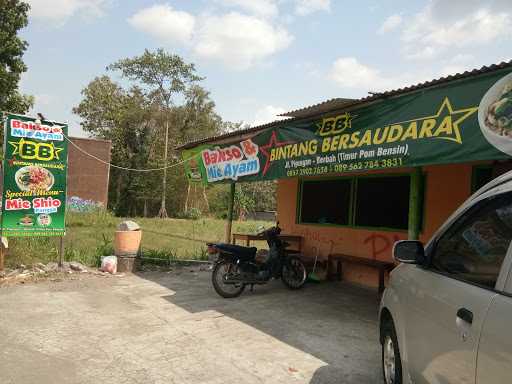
<box><xmin>212</xmin><ymin>260</ymin><xmax>246</xmax><ymax>298</ymax></box>
<box><xmin>281</xmin><ymin>256</ymin><xmax>307</xmax><ymax>290</ymax></box>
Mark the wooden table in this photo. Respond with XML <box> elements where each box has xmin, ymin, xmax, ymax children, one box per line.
<box><xmin>232</xmin><ymin>233</ymin><xmax>303</xmax><ymax>253</ymax></box>
<box><xmin>328</xmin><ymin>253</ymin><xmax>395</xmax><ymax>295</ymax></box>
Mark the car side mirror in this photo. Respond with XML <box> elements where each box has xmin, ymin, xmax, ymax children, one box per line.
<box><xmin>393</xmin><ymin>240</ymin><xmax>425</xmax><ymax>264</ymax></box>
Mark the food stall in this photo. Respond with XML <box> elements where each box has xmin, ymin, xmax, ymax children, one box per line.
<box><xmin>178</xmin><ymin>61</ymin><xmax>512</xmax><ymax>288</ymax></box>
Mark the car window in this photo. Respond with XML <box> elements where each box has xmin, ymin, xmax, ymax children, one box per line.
<box><xmin>431</xmin><ymin>192</ymin><xmax>512</xmax><ymax>289</ymax></box>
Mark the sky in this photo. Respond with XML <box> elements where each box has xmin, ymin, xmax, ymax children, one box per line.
<box><xmin>19</xmin><ymin>0</ymin><xmax>512</xmax><ymax>136</ymax></box>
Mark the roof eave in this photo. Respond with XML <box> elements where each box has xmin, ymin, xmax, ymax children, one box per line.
<box><xmin>176</xmin><ymin>60</ymin><xmax>512</xmax><ymax>151</ymax></box>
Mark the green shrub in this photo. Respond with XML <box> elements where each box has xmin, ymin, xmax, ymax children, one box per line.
<box><xmin>176</xmin><ymin>207</ymin><xmax>202</xmax><ymax>220</ymax></box>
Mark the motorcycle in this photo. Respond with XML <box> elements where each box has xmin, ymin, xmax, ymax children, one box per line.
<box><xmin>207</xmin><ymin>225</ymin><xmax>307</xmax><ymax>298</ymax></box>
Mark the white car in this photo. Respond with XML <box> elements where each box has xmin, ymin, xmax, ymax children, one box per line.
<box><xmin>379</xmin><ymin>171</ymin><xmax>512</xmax><ymax>384</ymax></box>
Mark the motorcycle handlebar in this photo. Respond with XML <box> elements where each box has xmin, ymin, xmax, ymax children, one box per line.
<box><xmin>257</xmin><ymin>224</ymin><xmax>281</xmax><ymax>238</ymax></box>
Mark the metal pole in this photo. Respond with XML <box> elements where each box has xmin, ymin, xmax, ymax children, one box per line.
<box><xmin>225</xmin><ymin>182</ymin><xmax>235</xmax><ymax>243</ymax></box>
<box><xmin>408</xmin><ymin>167</ymin><xmax>423</xmax><ymax>240</ymax></box>
<box><xmin>58</xmin><ymin>236</ymin><xmax>65</xmax><ymax>267</ymax></box>
<box><xmin>0</xmin><ymin>245</ymin><xmax>4</xmax><ymax>271</ymax></box>
<box><xmin>0</xmin><ymin>115</ymin><xmax>5</xmax><ymax>271</ymax></box>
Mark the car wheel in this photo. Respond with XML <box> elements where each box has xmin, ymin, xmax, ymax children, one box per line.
<box><xmin>381</xmin><ymin>318</ymin><xmax>403</xmax><ymax>384</ymax></box>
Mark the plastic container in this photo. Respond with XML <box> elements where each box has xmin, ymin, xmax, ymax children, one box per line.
<box><xmin>114</xmin><ymin>221</ymin><xmax>142</xmax><ymax>272</ymax></box>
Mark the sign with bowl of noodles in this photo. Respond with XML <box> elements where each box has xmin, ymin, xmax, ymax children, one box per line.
<box><xmin>1</xmin><ymin>113</ymin><xmax>68</xmax><ymax>236</ymax></box>
<box><xmin>479</xmin><ymin>72</ymin><xmax>512</xmax><ymax>155</ymax></box>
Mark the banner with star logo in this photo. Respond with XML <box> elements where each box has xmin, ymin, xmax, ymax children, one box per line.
<box><xmin>184</xmin><ymin>68</ymin><xmax>512</xmax><ymax>184</ymax></box>
<box><xmin>1</xmin><ymin>113</ymin><xmax>68</xmax><ymax>237</ymax></box>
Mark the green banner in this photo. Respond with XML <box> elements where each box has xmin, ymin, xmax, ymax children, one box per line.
<box><xmin>1</xmin><ymin>114</ymin><xmax>68</xmax><ymax>237</ymax></box>
<box><xmin>185</xmin><ymin>68</ymin><xmax>512</xmax><ymax>184</ymax></box>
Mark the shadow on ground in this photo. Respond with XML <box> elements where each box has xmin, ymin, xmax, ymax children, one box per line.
<box><xmin>136</xmin><ymin>269</ymin><xmax>382</xmax><ymax>384</ymax></box>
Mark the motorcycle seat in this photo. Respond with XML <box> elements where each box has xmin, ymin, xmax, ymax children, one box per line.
<box><xmin>214</xmin><ymin>243</ymin><xmax>257</xmax><ymax>260</ymax></box>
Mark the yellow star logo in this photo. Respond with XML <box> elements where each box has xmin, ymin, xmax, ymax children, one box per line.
<box><xmin>8</xmin><ymin>139</ymin><xmax>63</xmax><ymax>161</ymax></box>
<box><xmin>397</xmin><ymin>97</ymin><xmax>478</xmax><ymax>144</ymax></box>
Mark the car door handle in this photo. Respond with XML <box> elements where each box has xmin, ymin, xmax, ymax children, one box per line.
<box><xmin>456</xmin><ymin>308</ymin><xmax>473</xmax><ymax>324</ymax></box>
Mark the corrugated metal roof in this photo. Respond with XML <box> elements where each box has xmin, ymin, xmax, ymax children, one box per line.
<box><xmin>176</xmin><ymin>118</ymin><xmax>293</xmax><ymax>150</ymax></box>
<box><xmin>279</xmin><ymin>98</ymin><xmax>356</xmax><ymax>118</ymax></box>
<box><xmin>176</xmin><ymin>60</ymin><xmax>512</xmax><ymax>150</ymax></box>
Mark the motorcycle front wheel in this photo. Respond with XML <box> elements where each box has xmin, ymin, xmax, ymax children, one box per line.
<box><xmin>281</xmin><ymin>256</ymin><xmax>307</xmax><ymax>290</ymax></box>
<box><xmin>212</xmin><ymin>260</ymin><xmax>246</xmax><ymax>298</ymax></box>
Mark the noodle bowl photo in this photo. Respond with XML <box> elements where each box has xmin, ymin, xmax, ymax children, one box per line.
<box><xmin>478</xmin><ymin>72</ymin><xmax>512</xmax><ymax>155</ymax></box>
<box><xmin>15</xmin><ymin>166</ymin><xmax>55</xmax><ymax>191</ymax></box>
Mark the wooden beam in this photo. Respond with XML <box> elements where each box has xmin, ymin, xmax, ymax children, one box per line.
<box><xmin>408</xmin><ymin>167</ymin><xmax>423</xmax><ymax>240</ymax></box>
<box><xmin>224</xmin><ymin>182</ymin><xmax>236</xmax><ymax>243</ymax></box>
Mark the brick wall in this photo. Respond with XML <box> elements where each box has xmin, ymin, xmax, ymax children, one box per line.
<box><xmin>67</xmin><ymin>137</ymin><xmax>111</xmax><ymax>206</ymax></box>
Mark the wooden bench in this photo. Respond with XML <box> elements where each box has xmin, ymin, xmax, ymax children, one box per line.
<box><xmin>327</xmin><ymin>253</ymin><xmax>395</xmax><ymax>295</ymax></box>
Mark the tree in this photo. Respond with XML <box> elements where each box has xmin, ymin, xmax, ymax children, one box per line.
<box><xmin>175</xmin><ymin>85</ymin><xmax>223</xmax><ymax>143</ymax></box>
<box><xmin>107</xmin><ymin>49</ymin><xmax>202</xmax><ymax>218</ymax></box>
<box><xmin>0</xmin><ymin>0</ymin><xmax>33</xmax><ymax>113</ymax></box>
<box><xmin>73</xmin><ymin>76</ymin><xmax>159</xmax><ymax>215</ymax></box>
<box><xmin>74</xmin><ymin>58</ymin><xmax>224</xmax><ymax>218</ymax></box>
<box><xmin>72</xmin><ymin>75</ymin><xmax>125</xmax><ymax>137</ymax></box>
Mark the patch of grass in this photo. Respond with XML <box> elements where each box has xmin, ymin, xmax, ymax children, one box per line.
<box><xmin>5</xmin><ymin>210</ymin><xmax>272</xmax><ymax>268</ymax></box>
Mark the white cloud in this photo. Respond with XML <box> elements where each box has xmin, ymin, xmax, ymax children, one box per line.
<box><xmin>26</xmin><ymin>0</ymin><xmax>109</xmax><ymax>23</ymax></box>
<box><xmin>329</xmin><ymin>57</ymin><xmax>392</xmax><ymax>91</ymax></box>
<box><xmin>295</xmin><ymin>0</ymin><xmax>330</xmax><ymax>16</ymax></box>
<box><xmin>193</xmin><ymin>12</ymin><xmax>293</xmax><ymax>70</ymax></box>
<box><xmin>128</xmin><ymin>4</ymin><xmax>195</xmax><ymax>44</ymax></box>
<box><xmin>328</xmin><ymin>57</ymin><xmax>441</xmax><ymax>93</ymax></box>
<box><xmin>402</xmin><ymin>0</ymin><xmax>512</xmax><ymax>60</ymax></box>
<box><xmin>252</xmin><ymin>105</ymin><xmax>288</xmax><ymax>126</ymax></box>
<box><xmin>438</xmin><ymin>54</ymin><xmax>477</xmax><ymax>77</ymax></box>
<box><xmin>129</xmin><ymin>6</ymin><xmax>292</xmax><ymax>70</ymax></box>
<box><xmin>378</xmin><ymin>14</ymin><xmax>402</xmax><ymax>34</ymax></box>
<box><xmin>215</xmin><ymin>0</ymin><xmax>279</xmax><ymax>18</ymax></box>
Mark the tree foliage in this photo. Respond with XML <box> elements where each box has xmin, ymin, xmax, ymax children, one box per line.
<box><xmin>75</xmin><ymin>49</ymin><xmax>276</xmax><ymax>218</ymax></box>
<box><xmin>107</xmin><ymin>49</ymin><xmax>203</xmax><ymax>108</ymax></box>
<box><xmin>74</xmin><ymin>51</ymin><xmax>224</xmax><ymax>216</ymax></box>
<box><xmin>0</xmin><ymin>0</ymin><xmax>33</xmax><ymax>113</ymax></box>
<box><xmin>107</xmin><ymin>49</ymin><xmax>206</xmax><ymax>217</ymax></box>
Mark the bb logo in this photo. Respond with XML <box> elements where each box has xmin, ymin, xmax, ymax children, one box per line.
<box><xmin>316</xmin><ymin>112</ymin><xmax>354</xmax><ymax>137</ymax></box>
<box><xmin>9</xmin><ymin>138</ymin><xmax>64</xmax><ymax>161</ymax></box>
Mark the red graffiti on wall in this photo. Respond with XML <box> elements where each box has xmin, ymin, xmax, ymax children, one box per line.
<box><xmin>292</xmin><ymin>227</ymin><xmax>343</xmax><ymax>246</ymax></box>
<box><xmin>364</xmin><ymin>233</ymin><xmax>404</xmax><ymax>259</ymax></box>
<box><xmin>282</xmin><ymin>222</ymin><xmax>406</xmax><ymax>260</ymax></box>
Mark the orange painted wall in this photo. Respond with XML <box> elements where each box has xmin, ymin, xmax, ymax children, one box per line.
<box><xmin>276</xmin><ymin>163</ymin><xmax>475</xmax><ymax>287</ymax></box>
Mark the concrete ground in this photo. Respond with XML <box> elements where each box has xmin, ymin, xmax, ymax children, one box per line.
<box><xmin>0</xmin><ymin>268</ymin><xmax>381</xmax><ymax>384</ymax></box>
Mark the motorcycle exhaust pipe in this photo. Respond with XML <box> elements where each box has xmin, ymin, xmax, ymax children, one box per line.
<box><xmin>223</xmin><ymin>278</ymin><xmax>266</xmax><ymax>285</ymax></box>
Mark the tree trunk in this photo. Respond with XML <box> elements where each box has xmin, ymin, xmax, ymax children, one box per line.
<box><xmin>157</xmin><ymin>119</ymin><xmax>169</xmax><ymax>218</ymax></box>
<box><xmin>144</xmin><ymin>199</ymin><xmax>148</xmax><ymax>217</ymax></box>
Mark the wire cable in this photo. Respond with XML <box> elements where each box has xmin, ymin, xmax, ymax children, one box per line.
<box><xmin>64</xmin><ymin>134</ymin><xmax>197</xmax><ymax>172</ymax></box>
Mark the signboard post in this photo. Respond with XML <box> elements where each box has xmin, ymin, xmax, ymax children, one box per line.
<box><xmin>1</xmin><ymin>113</ymin><xmax>68</xmax><ymax>242</ymax></box>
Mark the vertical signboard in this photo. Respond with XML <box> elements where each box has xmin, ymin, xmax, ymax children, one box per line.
<box><xmin>1</xmin><ymin>114</ymin><xmax>68</xmax><ymax>236</ymax></box>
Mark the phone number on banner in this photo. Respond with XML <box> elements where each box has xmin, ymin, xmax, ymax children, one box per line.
<box><xmin>285</xmin><ymin>157</ymin><xmax>404</xmax><ymax>177</ymax></box>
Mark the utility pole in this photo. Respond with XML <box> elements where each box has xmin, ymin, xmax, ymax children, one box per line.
<box><xmin>157</xmin><ymin>119</ymin><xmax>169</xmax><ymax>218</ymax></box>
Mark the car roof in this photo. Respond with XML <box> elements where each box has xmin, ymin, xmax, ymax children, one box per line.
<box><xmin>471</xmin><ymin>169</ymin><xmax>512</xmax><ymax>202</ymax></box>
<box><xmin>425</xmin><ymin>169</ymin><xmax>512</xmax><ymax>251</ymax></box>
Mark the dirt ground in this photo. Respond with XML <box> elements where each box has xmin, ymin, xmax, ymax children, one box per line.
<box><xmin>0</xmin><ymin>267</ymin><xmax>381</xmax><ymax>384</ymax></box>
